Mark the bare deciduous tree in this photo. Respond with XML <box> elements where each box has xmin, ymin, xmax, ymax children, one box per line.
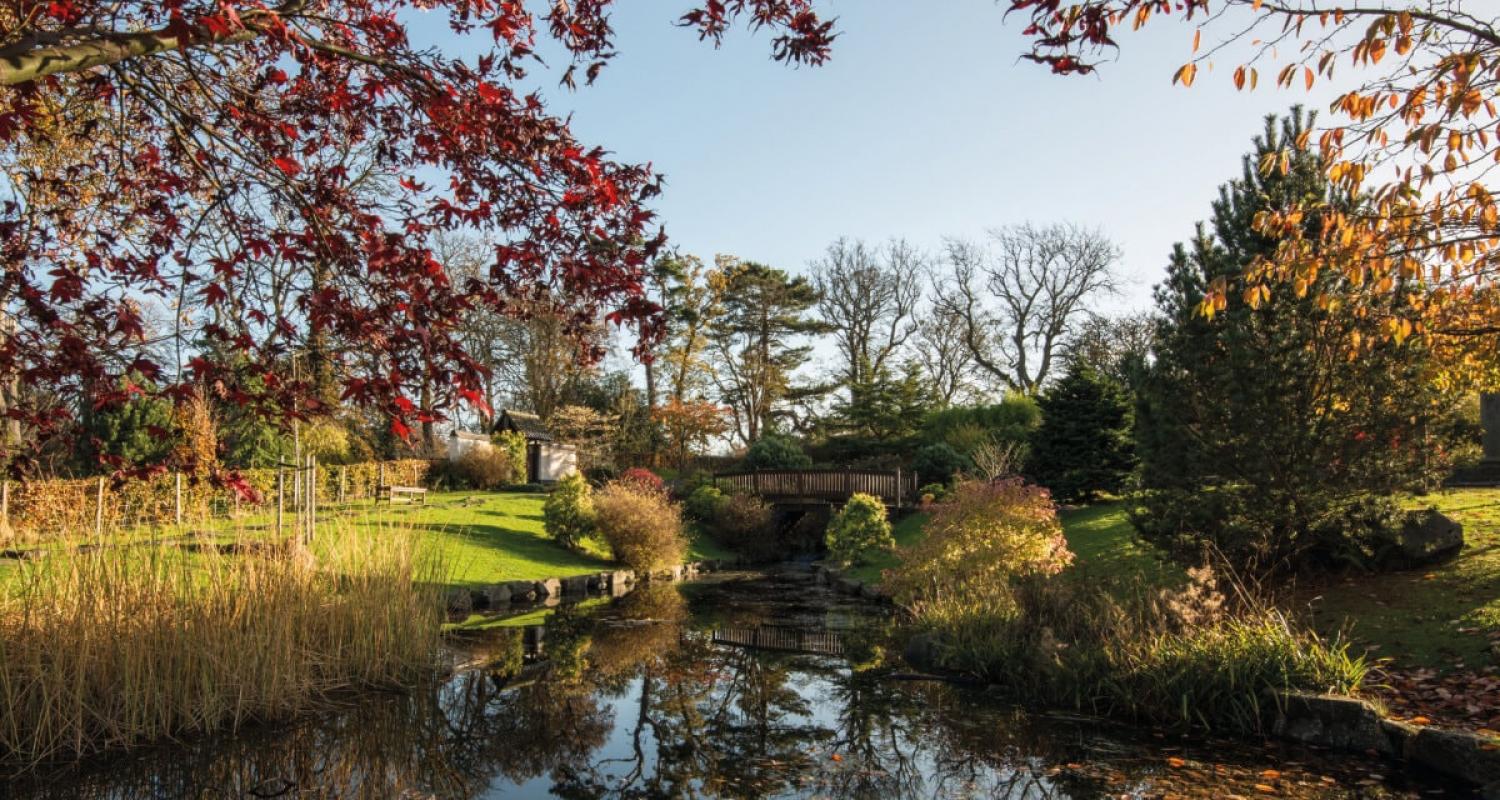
<box><xmin>913</xmin><ymin>305</ymin><xmax>982</xmax><ymax>408</ymax></box>
<box><xmin>811</xmin><ymin>238</ymin><xmax>924</xmax><ymax>399</ymax></box>
<box><xmin>1063</xmin><ymin>311</ymin><xmax>1156</xmax><ymax>389</ymax></box>
<box><xmin>935</xmin><ymin>222</ymin><xmax>1121</xmax><ymax>394</ymax></box>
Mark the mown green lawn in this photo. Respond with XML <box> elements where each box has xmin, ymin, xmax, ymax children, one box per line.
<box><xmin>846</xmin><ymin>511</ymin><xmax>927</xmax><ymax>585</ymax></box>
<box><xmin>854</xmin><ymin>492</ymin><xmax>1500</xmax><ymax>669</ymax></box>
<box><xmin>351</xmin><ymin>490</ymin><xmax>733</xmax><ymax>587</ymax></box>
<box><xmin>1299</xmin><ymin>488</ymin><xmax>1500</xmax><ymax>668</ymax></box>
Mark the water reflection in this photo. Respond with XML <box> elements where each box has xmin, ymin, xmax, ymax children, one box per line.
<box><xmin>5</xmin><ymin>571</ymin><xmax>1445</xmax><ymax>799</ymax></box>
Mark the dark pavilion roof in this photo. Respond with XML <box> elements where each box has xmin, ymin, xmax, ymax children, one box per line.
<box><xmin>495</xmin><ymin>409</ymin><xmax>553</xmax><ymax>441</ymax></box>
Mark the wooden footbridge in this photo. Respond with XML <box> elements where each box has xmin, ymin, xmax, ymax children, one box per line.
<box><xmin>711</xmin><ymin>469</ymin><xmax>918</xmax><ymax>509</ymax></box>
<box><xmin>712</xmin><ymin>625</ymin><xmax>845</xmax><ymax>657</ymax></box>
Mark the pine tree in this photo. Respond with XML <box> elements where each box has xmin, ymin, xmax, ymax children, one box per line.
<box><xmin>709</xmin><ymin>260</ymin><xmax>832</xmax><ymax>445</ymax></box>
<box><xmin>1135</xmin><ymin>108</ymin><xmax>1456</xmax><ymax>573</ymax></box>
<box><xmin>1029</xmin><ymin>360</ymin><xmax>1133</xmax><ymax>503</ymax></box>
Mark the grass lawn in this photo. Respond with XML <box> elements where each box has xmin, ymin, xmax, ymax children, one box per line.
<box><xmin>846</xmin><ymin>511</ymin><xmax>927</xmax><ymax>585</ymax></box>
<box><xmin>1298</xmin><ymin>488</ymin><xmax>1500</xmax><ymax>668</ymax></box>
<box><xmin>354</xmin><ymin>491</ymin><xmax>612</xmax><ymax>588</ymax></box>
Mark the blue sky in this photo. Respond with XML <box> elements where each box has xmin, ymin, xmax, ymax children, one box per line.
<box><xmin>412</xmin><ymin>0</ymin><xmax>1343</xmax><ymax>315</ymax></box>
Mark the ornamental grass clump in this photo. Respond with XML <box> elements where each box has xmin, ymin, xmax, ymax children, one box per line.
<box><xmin>888</xmin><ymin>479</ymin><xmax>1366</xmax><ymax>732</ymax></box>
<box><xmin>592</xmin><ymin>481</ymin><xmax>687</xmax><ymax>573</ymax></box>
<box><xmin>0</xmin><ymin>520</ymin><xmax>444</xmax><ymax>768</ymax></box>
<box><xmin>824</xmin><ymin>492</ymin><xmax>894</xmax><ymax>566</ymax></box>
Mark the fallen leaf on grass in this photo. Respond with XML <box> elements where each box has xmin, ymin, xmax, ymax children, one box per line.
<box><xmin>1167</xmin><ymin>757</ymin><xmax>1187</xmax><ymax>768</ymax></box>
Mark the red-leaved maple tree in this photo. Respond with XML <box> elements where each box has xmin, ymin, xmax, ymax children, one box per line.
<box><xmin>0</xmin><ymin>1</ymin><xmax>834</xmax><ymax>480</ymax></box>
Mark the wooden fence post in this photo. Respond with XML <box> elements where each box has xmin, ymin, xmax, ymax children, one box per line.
<box><xmin>94</xmin><ymin>477</ymin><xmax>104</xmax><ymax>536</ymax></box>
<box><xmin>306</xmin><ymin>456</ymin><xmax>316</xmax><ymax>544</ymax></box>
<box><xmin>338</xmin><ymin>466</ymin><xmax>347</xmax><ymax>505</ymax></box>
<box><xmin>276</xmin><ymin>468</ymin><xmax>284</xmax><ymax>539</ymax></box>
<box><xmin>174</xmin><ymin>472</ymin><xmax>183</xmax><ymax>527</ymax></box>
<box><xmin>2</xmin><ymin>479</ymin><xmax>10</xmax><ymax>535</ymax></box>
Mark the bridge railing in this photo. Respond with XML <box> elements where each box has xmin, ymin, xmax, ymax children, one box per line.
<box><xmin>712</xmin><ymin>626</ymin><xmax>845</xmax><ymax>656</ymax></box>
<box><xmin>712</xmin><ymin>468</ymin><xmax>918</xmax><ymax>507</ymax></box>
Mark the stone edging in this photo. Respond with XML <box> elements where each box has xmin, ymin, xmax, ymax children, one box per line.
<box><xmin>444</xmin><ymin>558</ymin><xmax>737</xmax><ymax>614</ymax></box>
<box><xmin>810</xmin><ymin>563</ymin><xmax>894</xmax><ymax>604</ymax></box>
<box><xmin>1271</xmin><ymin>690</ymin><xmax>1500</xmax><ymax>794</ymax></box>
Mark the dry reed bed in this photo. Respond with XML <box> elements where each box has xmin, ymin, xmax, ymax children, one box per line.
<box><xmin>0</xmin><ymin>520</ymin><xmax>444</xmax><ymax>768</ymax></box>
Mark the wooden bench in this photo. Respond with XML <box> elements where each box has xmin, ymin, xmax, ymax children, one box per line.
<box><xmin>375</xmin><ymin>485</ymin><xmax>428</xmax><ymax>505</ymax></box>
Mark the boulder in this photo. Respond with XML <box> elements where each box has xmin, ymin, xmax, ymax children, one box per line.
<box><xmin>1408</xmin><ymin>727</ymin><xmax>1500</xmax><ymax>786</ymax></box>
<box><xmin>504</xmin><ymin>580</ymin><xmax>538</xmax><ymax>603</ymax></box>
<box><xmin>534</xmin><ymin>578</ymin><xmax>562</xmax><ymax>599</ymax></box>
<box><xmin>1270</xmin><ymin>691</ymin><xmax>1395</xmax><ymax>755</ymax></box>
<box><xmin>483</xmin><ymin>583</ymin><xmax>512</xmax><ymax>607</ymax></box>
<box><xmin>560</xmin><ymin>575</ymin><xmax>592</xmax><ymax>596</ymax></box>
<box><xmin>836</xmin><ymin>578</ymin><xmax>862</xmax><ymax>596</ymax></box>
<box><xmin>1394</xmin><ymin>509</ymin><xmax>1464</xmax><ymax>565</ymax></box>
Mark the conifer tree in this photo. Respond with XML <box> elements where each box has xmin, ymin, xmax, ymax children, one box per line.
<box><xmin>1135</xmin><ymin>109</ymin><xmax>1455</xmax><ymax>573</ymax></box>
<box><xmin>1029</xmin><ymin>360</ymin><xmax>1133</xmax><ymax>503</ymax></box>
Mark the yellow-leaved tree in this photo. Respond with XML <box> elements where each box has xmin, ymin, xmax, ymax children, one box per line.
<box><xmin>1003</xmin><ymin>0</ymin><xmax>1500</xmax><ymax>385</ymax></box>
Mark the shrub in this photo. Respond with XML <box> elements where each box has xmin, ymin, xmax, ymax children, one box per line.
<box><xmin>683</xmin><ymin>484</ymin><xmax>727</xmax><ymax>522</ymax></box>
<box><xmin>543</xmin><ymin>472</ymin><xmax>595</xmax><ymax>550</ymax></box>
<box><xmin>492</xmin><ymin>430</ymin><xmax>528</xmax><ymax>482</ymax></box>
<box><xmin>593</xmin><ymin>482</ymin><xmax>687</xmax><ymax>572</ymax></box>
<box><xmin>711</xmin><ymin>493</ymin><xmax>777</xmax><ymax>560</ymax></box>
<box><xmin>824</xmin><ymin>493</ymin><xmax>894</xmax><ymax>566</ymax></box>
<box><xmin>919</xmin><ymin>398</ymin><xmax>1040</xmax><ymax>458</ymax></box>
<box><xmin>452</xmin><ymin>445</ymin><xmax>515</xmax><ymax>490</ymax></box>
<box><xmin>917</xmin><ymin>482</ymin><xmax>951</xmax><ymax>504</ymax></box>
<box><xmin>583</xmin><ymin>465</ymin><xmax>619</xmax><ymax>485</ymax></box>
<box><xmin>741</xmin><ymin>434</ymin><xmax>812</xmax><ymax>471</ymax></box>
<box><xmin>911</xmin><ymin>442</ymin><xmax>968</xmax><ymax>485</ymax></box>
<box><xmin>618</xmin><ymin>467</ymin><xmax>667</xmax><ymax>496</ymax></box>
<box><xmin>887</xmin><ymin>479</ymin><xmax>1073</xmax><ymax>609</ymax></box>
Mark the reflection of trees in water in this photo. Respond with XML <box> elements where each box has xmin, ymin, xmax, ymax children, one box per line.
<box><xmin>556</xmin><ymin>637</ymin><xmax>833</xmax><ymax>799</ymax></box>
<box><xmin>12</xmin><ymin>581</ymin><xmax>1170</xmax><ymax>800</ymax></box>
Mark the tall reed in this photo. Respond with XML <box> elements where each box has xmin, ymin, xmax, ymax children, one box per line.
<box><xmin>0</xmin><ymin>520</ymin><xmax>444</xmax><ymax>767</ymax></box>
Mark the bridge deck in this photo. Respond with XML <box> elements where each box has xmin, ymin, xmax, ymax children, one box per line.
<box><xmin>713</xmin><ymin>468</ymin><xmax>918</xmax><ymax>508</ymax></box>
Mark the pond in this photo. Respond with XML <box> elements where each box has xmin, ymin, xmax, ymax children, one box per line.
<box><xmin>5</xmin><ymin>568</ymin><xmax>1461</xmax><ymax>799</ymax></box>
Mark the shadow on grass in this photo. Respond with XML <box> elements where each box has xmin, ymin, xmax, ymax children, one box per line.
<box><xmin>1057</xmin><ymin>504</ymin><xmax>1184</xmax><ymax>590</ymax></box>
<box><xmin>404</xmin><ymin>521</ymin><xmax>611</xmax><ymax>588</ymax></box>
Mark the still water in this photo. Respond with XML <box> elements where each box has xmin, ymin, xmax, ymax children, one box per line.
<box><xmin>3</xmin><ymin>569</ymin><xmax>1463</xmax><ymax>799</ymax></box>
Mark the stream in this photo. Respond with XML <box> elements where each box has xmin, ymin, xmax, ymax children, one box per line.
<box><xmin>2</xmin><ymin>567</ymin><xmax>1468</xmax><ymax>799</ymax></box>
